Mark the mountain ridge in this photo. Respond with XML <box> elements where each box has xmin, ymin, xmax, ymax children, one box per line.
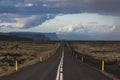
<box><xmin>0</xmin><ymin>33</ymin><xmax>32</xmax><ymax>41</ymax></box>
<box><xmin>9</xmin><ymin>32</ymin><xmax>59</xmax><ymax>41</ymax></box>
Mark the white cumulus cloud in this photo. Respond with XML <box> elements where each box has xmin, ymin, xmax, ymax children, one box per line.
<box><xmin>57</xmin><ymin>24</ymin><xmax>80</xmax><ymax>33</ymax></box>
<box><xmin>57</xmin><ymin>23</ymin><xmax>120</xmax><ymax>35</ymax></box>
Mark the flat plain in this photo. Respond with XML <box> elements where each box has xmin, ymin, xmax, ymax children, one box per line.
<box><xmin>0</xmin><ymin>41</ymin><xmax>60</xmax><ymax>77</ymax></box>
<box><xmin>69</xmin><ymin>41</ymin><xmax>120</xmax><ymax>78</ymax></box>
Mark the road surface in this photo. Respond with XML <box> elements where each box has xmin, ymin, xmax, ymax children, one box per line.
<box><xmin>0</xmin><ymin>43</ymin><xmax>111</xmax><ymax>80</ymax></box>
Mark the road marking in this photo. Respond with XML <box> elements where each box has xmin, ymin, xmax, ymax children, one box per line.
<box><xmin>56</xmin><ymin>46</ymin><xmax>64</xmax><ymax>80</ymax></box>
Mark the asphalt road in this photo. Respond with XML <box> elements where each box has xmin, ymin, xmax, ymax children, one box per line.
<box><xmin>0</xmin><ymin>44</ymin><xmax>111</xmax><ymax>80</ymax></box>
<box><xmin>0</xmin><ymin>45</ymin><xmax>63</xmax><ymax>80</ymax></box>
<box><xmin>63</xmin><ymin>45</ymin><xmax>110</xmax><ymax>80</ymax></box>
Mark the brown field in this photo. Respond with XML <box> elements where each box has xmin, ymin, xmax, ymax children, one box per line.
<box><xmin>0</xmin><ymin>41</ymin><xmax>60</xmax><ymax>77</ymax></box>
<box><xmin>70</xmin><ymin>41</ymin><xmax>120</xmax><ymax>63</ymax></box>
<box><xmin>69</xmin><ymin>41</ymin><xmax>120</xmax><ymax>78</ymax></box>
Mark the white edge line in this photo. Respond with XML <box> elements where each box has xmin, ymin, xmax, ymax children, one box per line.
<box><xmin>56</xmin><ymin>47</ymin><xmax>64</xmax><ymax>80</ymax></box>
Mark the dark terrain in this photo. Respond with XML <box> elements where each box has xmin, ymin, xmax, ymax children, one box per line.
<box><xmin>0</xmin><ymin>43</ymin><xmax>111</xmax><ymax>80</ymax></box>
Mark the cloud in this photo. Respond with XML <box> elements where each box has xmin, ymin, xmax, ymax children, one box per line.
<box><xmin>0</xmin><ymin>14</ymin><xmax>56</xmax><ymax>28</ymax></box>
<box><xmin>57</xmin><ymin>23</ymin><xmax>120</xmax><ymax>40</ymax></box>
<box><xmin>106</xmin><ymin>25</ymin><xmax>120</xmax><ymax>33</ymax></box>
<box><xmin>57</xmin><ymin>24</ymin><xmax>80</xmax><ymax>33</ymax></box>
<box><xmin>0</xmin><ymin>0</ymin><xmax>120</xmax><ymax>15</ymax></box>
<box><xmin>57</xmin><ymin>23</ymin><xmax>120</xmax><ymax>35</ymax></box>
<box><xmin>0</xmin><ymin>0</ymin><xmax>120</xmax><ymax>30</ymax></box>
<box><xmin>87</xmin><ymin>22</ymin><xmax>98</xmax><ymax>24</ymax></box>
<box><xmin>106</xmin><ymin>25</ymin><xmax>116</xmax><ymax>33</ymax></box>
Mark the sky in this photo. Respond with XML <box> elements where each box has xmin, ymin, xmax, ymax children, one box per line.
<box><xmin>0</xmin><ymin>0</ymin><xmax>120</xmax><ymax>40</ymax></box>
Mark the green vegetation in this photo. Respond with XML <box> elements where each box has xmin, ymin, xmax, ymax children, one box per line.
<box><xmin>0</xmin><ymin>41</ymin><xmax>60</xmax><ymax>77</ymax></box>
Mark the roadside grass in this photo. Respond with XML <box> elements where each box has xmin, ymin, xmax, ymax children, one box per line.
<box><xmin>70</xmin><ymin>42</ymin><xmax>120</xmax><ymax>62</ymax></box>
<box><xmin>0</xmin><ymin>41</ymin><xmax>60</xmax><ymax>77</ymax></box>
<box><xmin>69</xmin><ymin>41</ymin><xmax>120</xmax><ymax>79</ymax></box>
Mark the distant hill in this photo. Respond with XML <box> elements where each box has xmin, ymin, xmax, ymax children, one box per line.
<box><xmin>9</xmin><ymin>32</ymin><xmax>59</xmax><ymax>41</ymax></box>
<box><xmin>0</xmin><ymin>33</ymin><xmax>32</xmax><ymax>41</ymax></box>
<box><xmin>44</xmin><ymin>33</ymin><xmax>58</xmax><ymax>40</ymax></box>
<box><xmin>57</xmin><ymin>33</ymin><xmax>120</xmax><ymax>40</ymax></box>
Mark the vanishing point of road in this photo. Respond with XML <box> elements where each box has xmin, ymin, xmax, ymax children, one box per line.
<box><xmin>0</xmin><ymin>43</ymin><xmax>111</xmax><ymax>80</ymax></box>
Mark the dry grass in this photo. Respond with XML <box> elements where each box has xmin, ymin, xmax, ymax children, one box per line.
<box><xmin>70</xmin><ymin>41</ymin><xmax>120</xmax><ymax>79</ymax></box>
<box><xmin>70</xmin><ymin>41</ymin><xmax>120</xmax><ymax>64</ymax></box>
<box><xmin>0</xmin><ymin>41</ymin><xmax>60</xmax><ymax>77</ymax></box>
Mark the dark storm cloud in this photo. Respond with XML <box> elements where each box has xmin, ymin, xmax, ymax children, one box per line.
<box><xmin>0</xmin><ymin>0</ymin><xmax>120</xmax><ymax>29</ymax></box>
<box><xmin>0</xmin><ymin>0</ymin><xmax>120</xmax><ymax>15</ymax></box>
<box><xmin>0</xmin><ymin>14</ymin><xmax>56</xmax><ymax>28</ymax></box>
